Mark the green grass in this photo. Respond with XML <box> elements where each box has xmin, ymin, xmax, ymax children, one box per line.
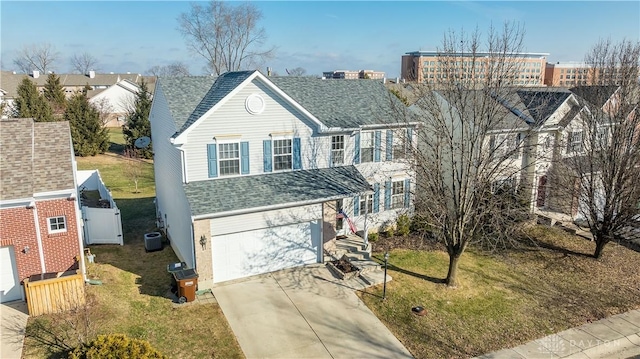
<box><xmin>359</xmin><ymin>228</ymin><xmax>640</xmax><ymax>358</ymax></box>
<box><xmin>23</xmin><ymin>131</ymin><xmax>243</xmax><ymax>358</ymax></box>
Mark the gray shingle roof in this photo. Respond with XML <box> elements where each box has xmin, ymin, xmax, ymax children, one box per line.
<box><xmin>155</xmin><ymin>76</ymin><xmax>217</xmax><ymax>132</ymax></box>
<box><xmin>269</xmin><ymin>76</ymin><xmax>401</xmax><ymax>128</ymax></box>
<box><xmin>0</xmin><ymin>118</ymin><xmax>74</xmax><ymax>199</ymax></box>
<box><xmin>177</xmin><ymin>71</ymin><xmax>253</xmax><ymax>135</ymax></box>
<box><xmin>184</xmin><ymin>165</ymin><xmax>372</xmax><ymax>217</ymax></box>
<box><xmin>156</xmin><ymin>71</ymin><xmax>405</xmax><ymax>136</ymax></box>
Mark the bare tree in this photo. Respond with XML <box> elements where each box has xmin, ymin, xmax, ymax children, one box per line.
<box><xmin>70</xmin><ymin>52</ymin><xmax>100</xmax><ymax>74</ymax></box>
<box><xmin>403</xmin><ymin>23</ymin><xmax>537</xmax><ymax>287</ymax></box>
<box><xmin>178</xmin><ymin>1</ymin><xmax>275</xmax><ymax>75</ymax></box>
<box><xmin>146</xmin><ymin>61</ymin><xmax>191</xmax><ymax>77</ymax></box>
<box><xmin>286</xmin><ymin>67</ymin><xmax>306</xmax><ymax>76</ymax></box>
<box><xmin>123</xmin><ymin>148</ymin><xmax>144</xmax><ymax>193</ymax></box>
<box><xmin>553</xmin><ymin>39</ymin><xmax>640</xmax><ymax>258</ymax></box>
<box><xmin>91</xmin><ymin>97</ymin><xmax>115</xmax><ymax>127</ymax></box>
<box><xmin>13</xmin><ymin>43</ymin><xmax>59</xmax><ymax>73</ymax></box>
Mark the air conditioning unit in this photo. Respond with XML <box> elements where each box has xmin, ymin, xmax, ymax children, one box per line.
<box><xmin>144</xmin><ymin>232</ymin><xmax>163</xmax><ymax>252</ymax></box>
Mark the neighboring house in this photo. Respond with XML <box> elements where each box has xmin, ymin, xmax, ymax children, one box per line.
<box><xmin>88</xmin><ymin>79</ymin><xmax>146</xmax><ymax>127</ymax></box>
<box><xmin>322</xmin><ymin>70</ymin><xmax>386</xmax><ymax>80</ymax></box>
<box><xmin>150</xmin><ymin>70</ymin><xmax>417</xmax><ymax>287</ymax></box>
<box><xmin>0</xmin><ymin>118</ymin><xmax>84</xmax><ymax>303</ymax></box>
<box><xmin>0</xmin><ymin>70</ymin><xmax>155</xmax><ymax>124</ymax></box>
<box><xmin>411</xmin><ymin>87</ymin><xmax>591</xmax><ymax>216</ymax></box>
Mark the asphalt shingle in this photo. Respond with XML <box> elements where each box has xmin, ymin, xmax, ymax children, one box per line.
<box><xmin>184</xmin><ymin>165</ymin><xmax>372</xmax><ymax>217</ymax></box>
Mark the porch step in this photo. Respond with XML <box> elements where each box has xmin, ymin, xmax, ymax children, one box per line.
<box><xmin>351</xmin><ymin>259</ymin><xmax>382</xmax><ymax>275</ymax></box>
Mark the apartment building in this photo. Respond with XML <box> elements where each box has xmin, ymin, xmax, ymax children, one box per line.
<box><xmin>543</xmin><ymin>62</ymin><xmax>629</xmax><ymax>87</ymax></box>
<box><xmin>401</xmin><ymin>51</ymin><xmax>549</xmax><ymax>85</ymax></box>
<box><xmin>323</xmin><ymin>70</ymin><xmax>385</xmax><ymax>80</ymax></box>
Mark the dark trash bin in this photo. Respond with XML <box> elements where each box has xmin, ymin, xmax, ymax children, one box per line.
<box><xmin>167</xmin><ymin>262</ymin><xmax>187</xmax><ymax>292</ymax></box>
<box><xmin>173</xmin><ymin>269</ymin><xmax>198</xmax><ymax>304</ymax></box>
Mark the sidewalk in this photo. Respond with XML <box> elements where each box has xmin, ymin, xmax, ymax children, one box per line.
<box><xmin>0</xmin><ymin>301</ymin><xmax>29</xmax><ymax>359</ymax></box>
<box><xmin>476</xmin><ymin>310</ymin><xmax>640</xmax><ymax>359</ymax></box>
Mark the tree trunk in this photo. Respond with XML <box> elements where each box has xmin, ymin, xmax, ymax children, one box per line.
<box><xmin>445</xmin><ymin>254</ymin><xmax>461</xmax><ymax>287</ymax></box>
<box><xmin>593</xmin><ymin>236</ymin><xmax>608</xmax><ymax>259</ymax></box>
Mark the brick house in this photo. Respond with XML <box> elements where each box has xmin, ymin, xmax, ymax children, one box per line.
<box><xmin>0</xmin><ymin>118</ymin><xmax>84</xmax><ymax>303</ymax></box>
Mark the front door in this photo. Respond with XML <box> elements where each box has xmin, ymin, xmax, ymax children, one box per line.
<box><xmin>536</xmin><ymin>175</ymin><xmax>547</xmax><ymax>207</ymax></box>
<box><xmin>335</xmin><ymin>199</ymin><xmax>346</xmax><ymax>237</ymax></box>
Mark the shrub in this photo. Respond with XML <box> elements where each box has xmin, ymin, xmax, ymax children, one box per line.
<box><xmin>368</xmin><ymin>231</ymin><xmax>379</xmax><ymax>242</ymax></box>
<box><xmin>69</xmin><ymin>334</ymin><xmax>167</xmax><ymax>359</ymax></box>
<box><xmin>385</xmin><ymin>226</ymin><xmax>395</xmax><ymax>238</ymax></box>
<box><xmin>396</xmin><ymin>214</ymin><xmax>411</xmax><ymax>236</ymax></box>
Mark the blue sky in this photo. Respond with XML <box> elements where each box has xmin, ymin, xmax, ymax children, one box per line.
<box><xmin>1</xmin><ymin>1</ymin><xmax>638</xmax><ymax>78</ymax></box>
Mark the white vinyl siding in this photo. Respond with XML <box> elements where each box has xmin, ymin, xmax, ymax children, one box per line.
<box><xmin>182</xmin><ymin>80</ymin><xmax>317</xmax><ymax>181</ymax></box>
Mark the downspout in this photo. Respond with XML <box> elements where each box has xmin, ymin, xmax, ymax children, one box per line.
<box><xmin>32</xmin><ymin>203</ymin><xmax>46</xmax><ymax>274</ymax></box>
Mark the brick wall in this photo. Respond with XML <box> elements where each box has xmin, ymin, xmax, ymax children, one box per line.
<box><xmin>0</xmin><ymin>198</ymin><xmax>80</xmax><ymax>282</ymax></box>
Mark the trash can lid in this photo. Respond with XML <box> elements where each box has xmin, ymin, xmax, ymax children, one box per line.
<box><xmin>167</xmin><ymin>262</ymin><xmax>187</xmax><ymax>273</ymax></box>
<box><xmin>173</xmin><ymin>268</ymin><xmax>198</xmax><ymax>280</ymax></box>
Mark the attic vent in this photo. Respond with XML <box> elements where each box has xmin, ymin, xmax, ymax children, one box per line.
<box><xmin>245</xmin><ymin>94</ymin><xmax>265</xmax><ymax>115</ymax></box>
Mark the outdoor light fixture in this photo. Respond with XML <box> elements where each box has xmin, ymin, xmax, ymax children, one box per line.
<box><xmin>383</xmin><ymin>251</ymin><xmax>389</xmax><ymax>300</ymax></box>
<box><xmin>22</xmin><ymin>246</ymin><xmax>30</xmax><ymax>254</ymax></box>
<box><xmin>199</xmin><ymin>234</ymin><xmax>208</xmax><ymax>250</ymax></box>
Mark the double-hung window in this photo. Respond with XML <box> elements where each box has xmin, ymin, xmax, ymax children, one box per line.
<box><xmin>359</xmin><ymin>194</ymin><xmax>373</xmax><ymax>216</ymax></box>
<box><xmin>391</xmin><ymin>181</ymin><xmax>404</xmax><ymax>209</ymax></box>
<box><xmin>567</xmin><ymin>131</ymin><xmax>583</xmax><ymax>154</ymax></box>
<box><xmin>596</xmin><ymin>127</ymin><xmax>609</xmax><ymax>148</ymax></box>
<box><xmin>273</xmin><ymin>139</ymin><xmax>292</xmax><ymax>171</ymax></box>
<box><xmin>360</xmin><ymin>132</ymin><xmax>374</xmax><ymax>163</ymax></box>
<box><xmin>218</xmin><ymin>142</ymin><xmax>240</xmax><ymax>176</ymax></box>
<box><xmin>48</xmin><ymin>216</ymin><xmax>67</xmax><ymax>234</ymax></box>
<box><xmin>393</xmin><ymin>129</ymin><xmax>406</xmax><ymax>160</ymax></box>
<box><xmin>331</xmin><ymin>135</ymin><xmax>344</xmax><ymax>166</ymax></box>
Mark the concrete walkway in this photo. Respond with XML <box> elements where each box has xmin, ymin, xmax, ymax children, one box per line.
<box><xmin>477</xmin><ymin>310</ymin><xmax>640</xmax><ymax>359</ymax></box>
<box><xmin>0</xmin><ymin>301</ymin><xmax>29</xmax><ymax>359</ymax></box>
<box><xmin>212</xmin><ymin>264</ymin><xmax>413</xmax><ymax>359</ymax></box>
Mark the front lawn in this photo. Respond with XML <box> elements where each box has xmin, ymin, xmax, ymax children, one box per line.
<box><xmin>23</xmin><ymin>132</ymin><xmax>243</xmax><ymax>358</ymax></box>
<box><xmin>359</xmin><ymin>227</ymin><xmax>640</xmax><ymax>358</ymax></box>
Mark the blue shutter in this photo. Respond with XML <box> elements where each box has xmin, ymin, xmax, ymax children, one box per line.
<box><xmin>207</xmin><ymin>144</ymin><xmax>218</xmax><ymax>178</ymax></box>
<box><xmin>374</xmin><ymin>131</ymin><xmax>382</xmax><ymax>162</ymax></box>
<box><xmin>240</xmin><ymin>141</ymin><xmax>250</xmax><ymax>175</ymax></box>
<box><xmin>353</xmin><ymin>196</ymin><xmax>360</xmax><ymax>216</ymax></box>
<box><xmin>354</xmin><ymin>132</ymin><xmax>361</xmax><ymax>164</ymax></box>
<box><xmin>373</xmin><ymin>183</ymin><xmax>380</xmax><ymax>213</ymax></box>
<box><xmin>263</xmin><ymin>140</ymin><xmax>272</xmax><ymax>172</ymax></box>
<box><xmin>384</xmin><ymin>180</ymin><xmax>392</xmax><ymax>210</ymax></box>
<box><xmin>293</xmin><ymin>137</ymin><xmax>302</xmax><ymax>170</ymax></box>
<box><xmin>386</xmin><ymin>130</ymin><xmax>393</xmax><ymax>161</ymax></box>
<box><xmin>404</xmin><ymin>179</ymin><xmax>411</xmax><ymax>208</ymax></box>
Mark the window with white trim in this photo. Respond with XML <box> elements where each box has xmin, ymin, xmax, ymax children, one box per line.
<box><xmin>331</xmin><ymin>135</ymin><xmax>344</xmax><ymax>166</ymax></box>
<box><xmin>218</xmin><ymin>142</ymin><xmax>240</xmax><ymax>176</ymax></box>
<box><xmin>392</xmin><ymin>181</ymin><xmax>405</xmax><ymax>209</ymax></box>
<box><xmin>596</xmin><ymin>127</ymin><xmax>609</xmax><ymax>148</ymax></box>
<box><xmin>359</xmin><ymin>194</ymin><xmax>373</xmax><ymax>216</ymax></box>
<box><xmin>360</xmin><ymin>132</ymin><xmax>374</xmax><ymax>163</ymax></box>
<box><xmin>567</xmin><ymin>131</ymin><xmax>583</xmax><ymax>153</ymax></box>
<box><xmin>48</xmin><ymin>216</ymin><xmax>67</xmax><ymax>233</ymax></box>
<box><xmin>393</xmin><ymin>129</ymin><xmax>406</xmax><ymax>160</ymax></box>
<box><xmin>273</xmin><ymin>139</ymin><xmax>292</xmax><ymax>171</ymax></box>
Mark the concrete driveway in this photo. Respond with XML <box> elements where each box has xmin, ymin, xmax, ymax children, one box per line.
<box><xmin>1</xmin><ymin>301</ymin><xmax>29</xmax><ymax>359</ymax></box>
<box><xmin>212</xmin><ymin>264</ymin><xmax>413</xmax><ymax>359</ymax></box>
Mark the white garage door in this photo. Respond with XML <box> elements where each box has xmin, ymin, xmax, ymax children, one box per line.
<box><xmin>212</xmin><ymin>221</ymin><xmax>321</xmax><ymax>283</ymax></box>
<box><xmin>0</xmin><ymin>246</ymin><xmax>22</xmax><ymax>303</ymax></box>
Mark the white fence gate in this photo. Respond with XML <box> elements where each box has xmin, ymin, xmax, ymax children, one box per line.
<box><xmin>82</xmin><ymin>206</ymin><xmax>123</xmax><ymax>245</ymax></box>
<box><xmin>77</xmin><ymin>170</ymin><xmax>124</xmax><ymax>246</ymax></box>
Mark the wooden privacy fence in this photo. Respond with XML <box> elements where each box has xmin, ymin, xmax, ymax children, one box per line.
<box><xmin>24</xmin><ymin>270</ymin><xmax>86</xmax><ymax>316</ymax></box>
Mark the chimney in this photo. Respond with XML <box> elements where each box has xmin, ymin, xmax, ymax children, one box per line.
<box><xmin>267</xmin><ymin>67</ymin><xmax>272</xmax><ymax>76</ymax></box>
<box><xmin>383</xmin><ymin>77</ymin><xmax>386</xmax><ymax>84</ymax></box>
<box><xmin>32</xmin><ymin>70</ymin><xmax>40</xmax><ymax>78</ymax></box>
<box><xmin>88</xmin><ymin>70</ymin><xmax>95</xmax><ymax>78</ymax></box>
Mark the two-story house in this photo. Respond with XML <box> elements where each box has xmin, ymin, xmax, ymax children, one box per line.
<box><xmin>0</xmin><ymin>118</ymin><xmax>85</xmax><ymax>303</ymax></box>
<box><xmin>150</xmin><ymin>71</ymin><xmax>416</xmax><ymax>287</ymax></box>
